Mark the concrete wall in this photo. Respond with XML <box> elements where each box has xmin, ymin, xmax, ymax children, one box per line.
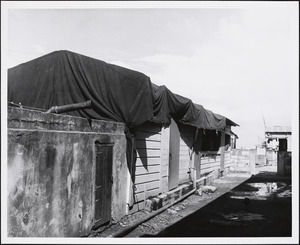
<box><xmin>230</xmin><ymin>149</ymin><xmax>256</xmax><ymax>174</ymax></box>
<box><xmin>277</xmin><ymin>151</ymin><xmax>291</xmax><ymax>176</ymax></box>
<box><xmin>287</xmin><ymin>136</ymin><xmax>292</xmax><ymax>151</ymax></box>
<box><xmin>256</xmin><ymin>146</ymin><xmax>267</xmax><ymax>166</ymax></box>
<box><xmin>266</xmin><ymin>149</ymin><xmax>277</xmax><ymax>165</ymax></box>
<box><xmin>7</xmin><ymin>107</ymin><xmax>127</xmax><ymax>237</ymax></box>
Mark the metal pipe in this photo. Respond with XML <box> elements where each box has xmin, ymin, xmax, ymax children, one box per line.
<box><xmin>46</xmin><ymin>100</ymin><xmax>92</xmax><ymax>114</ymax></box>
<box><xmin>108</xmin><ymin>187</ymin><xmax>197</xmax><ymax>238</ymax></box>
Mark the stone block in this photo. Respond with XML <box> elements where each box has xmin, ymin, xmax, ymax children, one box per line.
<box><xmin>201</xmin><ymin>185</ymin><xmax>217</xmax><ymax>194</ymax></box>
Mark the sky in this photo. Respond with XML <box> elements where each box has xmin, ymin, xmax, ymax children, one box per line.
<box><xmin>2</xmin><ymin>1</ymin><xmax>299</xmax><ymax>149</ymax></box>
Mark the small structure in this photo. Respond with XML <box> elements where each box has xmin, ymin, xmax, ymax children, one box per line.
<box><xmin>7</xmin><ymin>107</ymin><xmax>127</xmax><ymax>236</ymax></box>
<box><xmin>265</xmin><ymin>126</ymin><xmax>292</xmax><ymax>175</ymax></box>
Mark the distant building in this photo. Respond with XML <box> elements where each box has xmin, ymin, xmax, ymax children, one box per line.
<box><xmin>265</xmin><ymin>126</ymin><xmax>292</xmax><ymax>152</ymax></box>
<box><xmin>265</xmin><ymin>126</ymin><xmax>291</xmax><ymax>175</ymax></box>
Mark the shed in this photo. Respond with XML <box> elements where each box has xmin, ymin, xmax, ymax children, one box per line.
<box><xmin>7</xmin><ymin>50</ymin><xmax>238</xmax><ymax>236</ymax></box>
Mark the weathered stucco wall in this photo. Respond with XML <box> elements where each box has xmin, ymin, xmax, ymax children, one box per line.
<box><xmin>7</xmin><ymin>107</ymin><xmax>127</xmax><ymax>237</ymax></box>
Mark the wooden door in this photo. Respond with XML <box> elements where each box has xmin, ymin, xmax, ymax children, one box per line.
<box><xmin>94</xmin><ymin>143</ymin><xmax>113</xmax><ymax>228</ymax></box>
<box><xmin>168</xmin><ymin>119</ymin><xmax>180</xmax><ymax>191</ymax></box>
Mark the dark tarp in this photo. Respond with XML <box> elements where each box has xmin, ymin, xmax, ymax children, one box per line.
<box><xmin>8</xmin><ymin>50</ymin><xmax>238</xmax><ymax>170</ymax></box>
<box><xmin>8</xmin><ymin>50</ymin><xmax>239</xmax><ymax>207</ymax></box>
<box><xmin>8</xmin><ymin>50</ymin><xmax>238</xmax><ymax>131</ymax></box>
<box><xmin>151</xmin><ymin>84</ymin><xmax>238</xmax><ymax>130</ymax></box>
<box><xmin>8</xmin><ymin>50</ymin><xmax>154</xmax><ymax>130</ymax></box>
<box><xmin>8</xmin><ymin>50</ymin><xmax>156</xmax><ymax>179</ymax></box>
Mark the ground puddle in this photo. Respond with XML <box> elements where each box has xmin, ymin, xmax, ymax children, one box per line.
<box><xmin>228</xmin><ymin>182</ymin><xmax>288</xmax><ymax>200</ymax></box>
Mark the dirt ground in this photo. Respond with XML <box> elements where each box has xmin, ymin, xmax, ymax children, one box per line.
<box><xmin>90</xmin><ymin>165</ymin><xmax>292</xmax><ymax>238</ymax></box>
<box><xmin>90</xmin><ymin>171</ymin><xmax>251</xmax><ymax>237</ymax></box>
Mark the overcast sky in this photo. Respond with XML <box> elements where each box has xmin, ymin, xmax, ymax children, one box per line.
<box><xmin>3</xmin><ymin>2</ymin><xmax>299</xmax><ymax>149</ymax></box>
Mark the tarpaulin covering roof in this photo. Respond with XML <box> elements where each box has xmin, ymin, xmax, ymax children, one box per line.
<box><xmin>8</xmin><ymin>50</ymin><xmax>238</xmax><ymax>131</ymax></box>
<box><xmin>151</xmin><ymin>84</ymin><xmax>238</xmax><ymax>129</ymax></box>
<box><xmin>8</xmin><ymin>50</ymin><xmax>154</xmax><ymax>130</ymax></box>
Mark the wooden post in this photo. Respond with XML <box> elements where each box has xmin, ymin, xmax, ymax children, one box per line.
<box><xmin>160</xmin><ymin>126</ymin><xmax>170</xmax><ymax>193</ymax></box>
<box><xmin>220</xmin><ymin>131</ymin><xmax>226</xmax><ymax>176</ymax></box>
<box><xmin>193</xmin><ymin>129</ymin><xmax>202</xmax><ymax>180</ymax></box>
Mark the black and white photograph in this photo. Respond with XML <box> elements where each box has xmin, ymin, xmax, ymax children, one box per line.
<box><xmin>1</xmin><ymin>1</ymin><xmax>299</xmax><ymax>244</ymax></box>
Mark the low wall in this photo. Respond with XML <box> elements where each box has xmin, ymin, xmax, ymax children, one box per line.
<box><xmin>277</xmin><ymin>151</ymin><xmax>291</xmax><ymax>176</ymax></box>
<box><xmin>7</xmin><ymin>107</ymin><xmax>127</xmax><ymax>237</ymax></box>
<box><xmin>230</xmin><ymin>149</ymin><xmax>256</xmax><ymax>174</ymax></box>
<box><xmin>266</xmin><ymin>149</ymin><xmax>277</xmax><ymax>165</ymax></box>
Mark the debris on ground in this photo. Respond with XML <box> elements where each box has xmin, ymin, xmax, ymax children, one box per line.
<box><xmin>201</xmin><ymin>185</ymin><xmax>218</xmax><ymax>194</ymax></box>
<box><xmin>119</xmin><ymin>221</ymin><xmax>128</xmax><ymax>227</ymax></box>
<box><xmin>167</xmin><ymin>208</ymin><xmax>177</xmax><ymax>214</ymax></box>
<box><xmin>195</xmin><ymin>189</ymin><xmax>202</xmax><ymax>196</ymax></box>
<box><xmin>228</xmin><ymin>182</ymin><xmax>288</xmax><ymax>201</ymax></box>
<box><xmin>277</xmin><ymin>185</ymin><xmax>291</xmax><ymax>198</ymax></box>
<box><xmin>91</xmin><ymin>170</ymin><xmax>268</xmax><ymax>237</ymax></box>
<box><xmin>176</xmin><ymin>204</ymin><xmax>186</xmax><ymax>210</ymax></box>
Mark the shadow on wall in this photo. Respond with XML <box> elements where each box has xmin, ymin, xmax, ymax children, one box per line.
<box><xmin>130</xmin><ymin>122</ymin><xmax>163</xmax><ymax>183</ymax></box>
<box><xmin>177</xmin><ymin>123</ymin><xmax>197</xmax><ymax>150</ymax></box>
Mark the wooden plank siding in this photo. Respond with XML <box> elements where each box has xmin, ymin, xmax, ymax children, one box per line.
<box><xmin>129</xmin><ymin>123</ymin><xmax>162</xmax><ymax>213</ymax></box>
<box><xmin>224</xmin><ymin>151</ymin><xmax>231</xmax><ymax>167</ymax></box>
<box><xmin>178</xmin><ymin>138</ymin><xmax>192</xmax><ymax>184</ymax></box>
<box><xmin>200</xmin><ymin>154</ymin><xmax>221</xmax><ymax>176</ymax></box>
<box><xmin>128</xmin><ymin>121</ymin><xmax>234</xmax><ymax>214</ymax></box>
